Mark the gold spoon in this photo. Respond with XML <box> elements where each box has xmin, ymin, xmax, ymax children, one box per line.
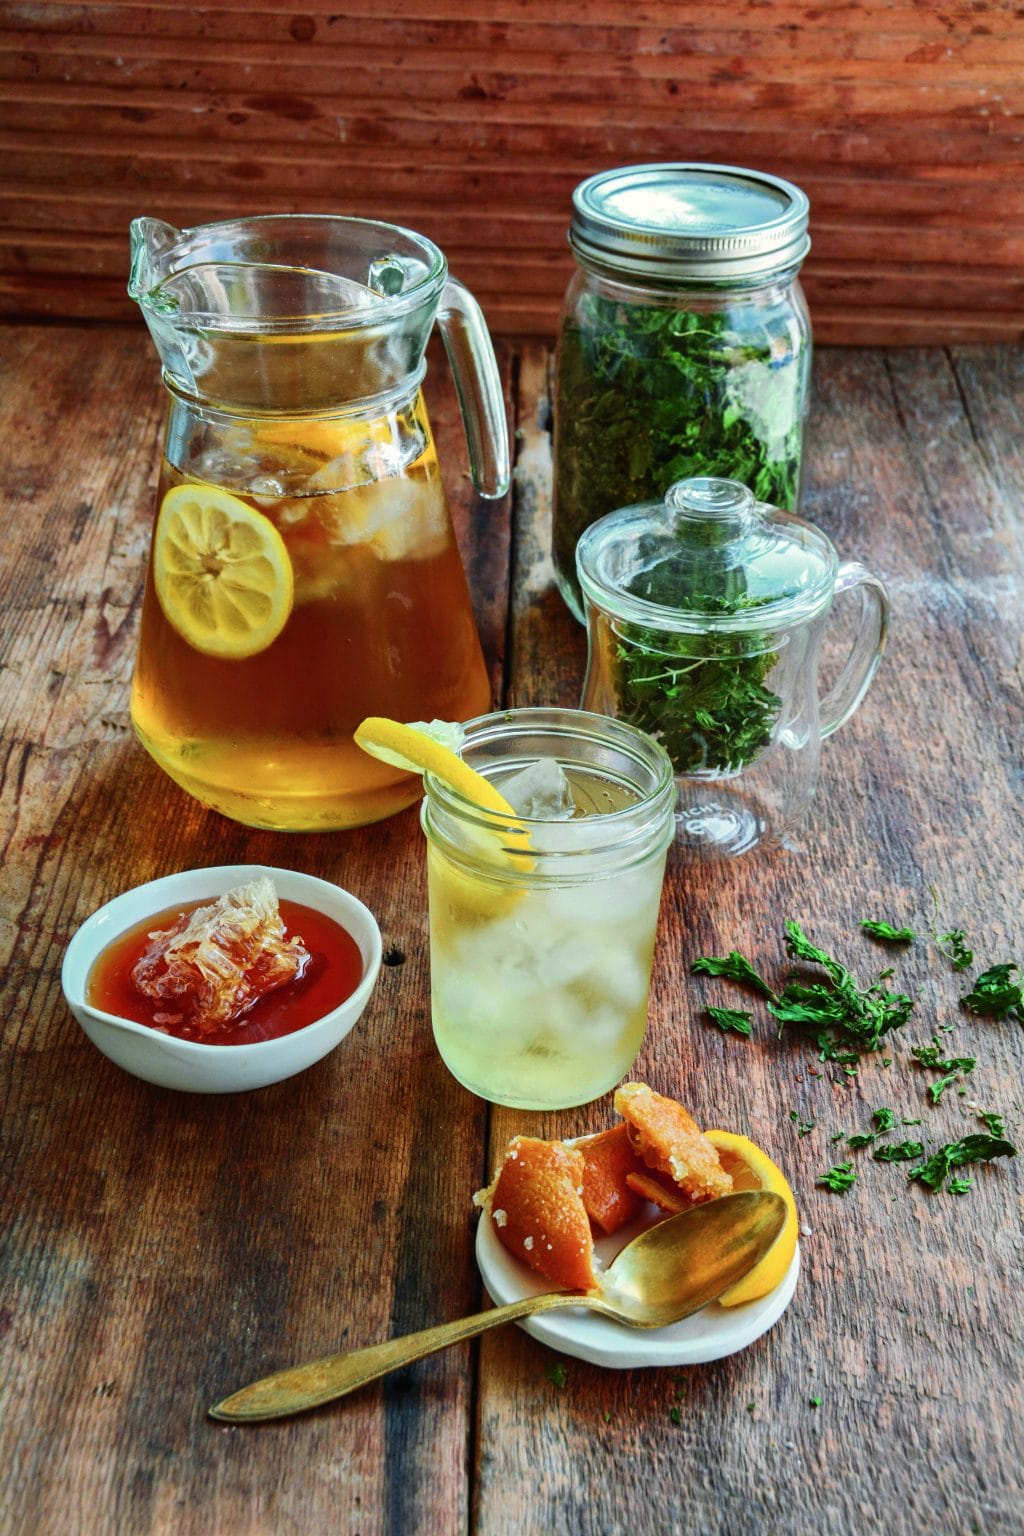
<box><xmin>209</xmin><ymin>1191</ymin><xmax>786</xmax><ymax>1424</ymax></box>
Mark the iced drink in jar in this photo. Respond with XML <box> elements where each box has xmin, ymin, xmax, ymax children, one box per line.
<box><xmin>421</xmin><ymin>710</ymin><xmax>676</xmax><ymax>1110</ymax></box>
<box><xmin>130</xmin><ymin>392</ymin><xmax>491</xmax><ymax>831</ymax></box>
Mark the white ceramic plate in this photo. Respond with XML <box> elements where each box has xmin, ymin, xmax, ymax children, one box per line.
<box><xmin>476</xmin><ymin>1198</ymin><xmax>799</xmax><ymax>1369</ymax></box>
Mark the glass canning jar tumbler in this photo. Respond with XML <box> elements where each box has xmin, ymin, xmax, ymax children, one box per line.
<box><xmin>554</xmin><ymin>162</ymin><xmax>812</xmax><ymax>621</ymax></box>
<box><xmin>420</xmin><ymin>708</ymin><xmax>676</xmax><ymax>1110</ymax></box>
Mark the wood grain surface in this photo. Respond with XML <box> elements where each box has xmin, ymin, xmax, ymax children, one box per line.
<box><xmin>2</xmin><ymin>0</ymin><xmax>1023</xmax><ymax>342</ymax></box>
<box><xmin>482</xmin><ymin>341</ymin><xmax>1024</xmax><ymax>1535</ymax></box>
<box><xmin>1</xmin><ymin>322</ymin><xmax>1023</xmax><ymax>1536</ymax></box>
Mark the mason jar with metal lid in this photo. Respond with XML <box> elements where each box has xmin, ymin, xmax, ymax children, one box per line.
<box><xmin>553</xmin><ymin>163</ymin><xmax>813</xmax><ymax>622</ymax></box>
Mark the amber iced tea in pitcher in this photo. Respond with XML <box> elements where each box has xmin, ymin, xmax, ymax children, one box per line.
<box><xmin>131</xmin><ymin>394</ymin><xmax>491</xmax><ymax>831</ymax></box>
<box><xmin>127</xmin><ymin>212</ymin><xmax>511</xmax><ymax>830</ymax></box>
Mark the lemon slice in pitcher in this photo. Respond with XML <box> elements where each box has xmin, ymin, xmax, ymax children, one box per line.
<box><xmin>154</xmin><ymin>484</ymin><xmax>294</xmax><ymax>660</ymax></box>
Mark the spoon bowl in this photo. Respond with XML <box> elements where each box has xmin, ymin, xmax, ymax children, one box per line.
<box><xmin>209</xmin><ymin>1191</ymin><xmax>787</xmax><ymax>1422</ymax></box>
<box><xmin>591</xmin><ymin>1190</ymin><xmax>788</xmax><ymax>1327</ymax></box>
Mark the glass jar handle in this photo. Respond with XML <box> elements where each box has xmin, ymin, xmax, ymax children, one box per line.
<box><xmin>819</xmin><ymin>562</ymin><xmax>890</xmax><ymax>739</ymax></box>
<box><xmin>435</xmin><ymin>277</ymin><xmax>511</xmax><ymax>500</ymax></box>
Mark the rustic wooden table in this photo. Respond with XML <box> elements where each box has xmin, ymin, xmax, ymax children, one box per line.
<box><xmin>1</xmin><ymin>325</ymin><xmax>1022</xmax><ymax>1536</ymax></box>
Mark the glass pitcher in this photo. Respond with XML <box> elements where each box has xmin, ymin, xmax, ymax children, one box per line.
<box><xmin>127</xmin><ymin>214</ymin><xmax>510</xmax><ymax>832</ymax></box>
<box><xmin>576</xmin><ymin>477</ymin><xmax>889</xmax><ymax>856</ymax></box>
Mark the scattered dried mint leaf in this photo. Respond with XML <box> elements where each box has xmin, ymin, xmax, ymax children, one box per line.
<box><xmin>770</xmin><ymin>920</ymin><xmax>914</xmax><ymax>1060</ymax></box>
<box><xmin>847</xmin><ymin>1112</ymin><xmax>902</xmax><ymax>1148</ymax></box>
<box><xmin>783</xmin><ymin>919</ymin><xmax>845</xmax><ymax>979</ymax></box>
<box><xmin>948</xmin><ymin>1177</ymin><xmax>974</xmax><ymax>1195</ymax></box>
<box><xmin>822</xmin><ymin>1049</ymin><xmax>861</xmax><ymax>1067</ymax></box>
<box><xmin>908</xmin><ymin>1134</ymin><xmax>1017</xmax><ymax>1194</ymax></box>
<box><xmin>818</xmin><ymin>1162</ymin><xmax>857</xmax><ymax>1193</ymax></box>
<box><xmin>962</xmin><ymin>963</ymin><xmax>1024</xmax><ymax>1023</ymax></box>
<box><xmin>789</xmin><ymin>1110</ymin><xmax>816</xmax><ymax>1137</ymax></box>
<box><xmin>693</xmin><ymin>920</ymin><xmax>915</xmax><ymax>1066</ymax></box>
<box><xmin>861</xmin><ymin>920</ymin><xmax>916</xmax><ymax>944</ymax></box>
<box><xmin>978</xmin><ymin>1111</ymin><xmax>1006</xmax><ymax>1137</ymax></box>
<box><xmin>938</xmin><ymin>929</ymin><xmax>973</xmax><ymax>972</ymax></box>
<box><xmin>808</xmin><ymin>1395</ymin><xmax>822</xmax><ymax>1408</ymax></box>
<box><xmin>544</xmin><ymin>1362</ymin><xmax>568</xmax><ymax>1388</ymax></box>
<box><xmin>910</xmin><ymin>1037</ymin><xmax>975</xmax><ymax>1103</ymax></box>
<box><xmin>692</xmin><ymin>950</ymin><xmax>776</xmax><ymax>998</ymax></box>
<box><xmin>911</xmin><ymin>1038</ymin><xmax>976</xmax><ymax>1075</ymax></box>
<box><xmin>669</xmin><ymin>1406</ymin><xmax>682</xmax><ymax>1425</ymax></box>
<box><xmin>872</xmin><ymin>1141</ymin><xmax>925</xmax><ymax>1163</ymax></box>
<box><xmin>706</xmin><ymin>1005</ymin><xmax>753</xmax><ymax>1037</ymax></box>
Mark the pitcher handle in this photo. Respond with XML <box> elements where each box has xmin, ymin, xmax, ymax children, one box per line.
<box><xmin>819</xmin><ymin>561</ymin><xmax>890</xmax><ymax>739</ymax></box>
<box><xmin>436</xmin><ymin>278</ymin><xmax>511</xmax><ymax>500</ymax></box>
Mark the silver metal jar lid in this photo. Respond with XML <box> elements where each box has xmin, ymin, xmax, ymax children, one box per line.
<box><xmin>569</xmin><ymin>163</ymin><xmax>811</xmax><ymax>282</ymax></box>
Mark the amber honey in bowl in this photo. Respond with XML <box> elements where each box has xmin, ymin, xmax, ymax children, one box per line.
<box><xmin>87</xmin><ymin>898</ymin><xmax>364</xmax><ymax>1047</ymax></box>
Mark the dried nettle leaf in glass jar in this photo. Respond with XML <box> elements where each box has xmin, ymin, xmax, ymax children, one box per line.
<box><xmin>577</xmin><ymin>478</ymin><xmax>889</xmax><ymax>857</ymax></box>
<box><xmin>554</xmin><ymin>163</ymin><xmax>812</xmax><ymax>622</ymax></box>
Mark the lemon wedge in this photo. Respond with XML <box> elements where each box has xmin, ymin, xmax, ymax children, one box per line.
<box><xmin>154</xmin><ymin>484</ymin><xmax>294</xmax><ymax>660</ymax></box>
<box><xmin>355</xmin><ymin>718</ymin><xmax>534</xmax><ymax>910</ymax></box>
<box><xmin>704</xmin><ymin>1130</ymin><xmax>798</xmax><ymax>1306</ymax></box>
<box><xmin>354</xmin><ymin>717</ymin><xmax>517</xmax><ymax>818</ymax></box>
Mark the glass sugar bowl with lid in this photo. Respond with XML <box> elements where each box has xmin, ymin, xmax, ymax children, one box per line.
<box><xmin>553</xmin><ymin>162</ymin><xmax>813</xmax><ymax>621</ymax></box>
<box><xmin>576</xmin><ymin>477</ymin><xmax>890</xmax><ymax>856</ymax></box>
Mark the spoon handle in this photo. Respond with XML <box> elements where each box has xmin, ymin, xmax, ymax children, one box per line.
<box><xmin>208</xmin><ymin>1292</ymin><xmax>591</xmax><ymax>1422</ymax></box>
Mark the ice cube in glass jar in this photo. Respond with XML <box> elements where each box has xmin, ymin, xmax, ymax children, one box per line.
<box><xmin>501</xmin><ymin>758</ymin><xmax>576</xmax><ymax>821</ymax></box>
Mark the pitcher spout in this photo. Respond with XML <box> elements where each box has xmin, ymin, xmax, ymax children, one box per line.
<box><xmin>128</xmin><ymin>217</ymin><xmax>184</xmax><ymax>308</ymax></box>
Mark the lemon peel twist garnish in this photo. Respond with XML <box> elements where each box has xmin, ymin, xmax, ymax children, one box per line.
<box><xmin>353</xmin><ymin>717</ymin><xmax>534</xmax><ymax>876</ymax></box>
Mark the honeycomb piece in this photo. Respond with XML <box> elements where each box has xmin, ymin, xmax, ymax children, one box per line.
<box><xmin>614</xmin><ymin>1081</ymin><xmax>733</xmax><ymax>1205</ymax></box>
<box><xmin>131</xmin><ymin>877</ymin><xmax>310</xmax><ymax>1036</ymax></box>
<box><xmin>477</xmin><ymin>1136</ymin><xmax>597</xmax><ymax>1292</ymax></box>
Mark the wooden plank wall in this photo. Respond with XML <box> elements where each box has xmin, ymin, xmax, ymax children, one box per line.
<box><xmin>1</xmin><ymin>0</ymin><xmax>1021</xmax><ymax>343</ymax></box>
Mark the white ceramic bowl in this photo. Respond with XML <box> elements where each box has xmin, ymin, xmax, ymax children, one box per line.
<box><xmin>61</xmin><ymin>863</ymin><xmax>382</xmax><ymax>1094</ymax></box>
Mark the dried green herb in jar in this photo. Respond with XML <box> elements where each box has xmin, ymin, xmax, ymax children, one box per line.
<box><xmin>552</xmin><ymin>163</ymin><xmax>812</xmax><ymax>621</ymax></box>
<box><xmin>554</xmin><ymin>294</ymin><xmax>807</xmax><ymax>620</ymax></box>
<box><xmin>612</xmin><ymin>600</ymin><xmax>782</xmax><ymax>776</ymax></box>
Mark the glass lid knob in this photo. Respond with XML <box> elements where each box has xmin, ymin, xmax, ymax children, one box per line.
<box><xmin>664</xmin><ymin>477</ymin><xmax>758</xmax><ymax>540</ymax></box>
